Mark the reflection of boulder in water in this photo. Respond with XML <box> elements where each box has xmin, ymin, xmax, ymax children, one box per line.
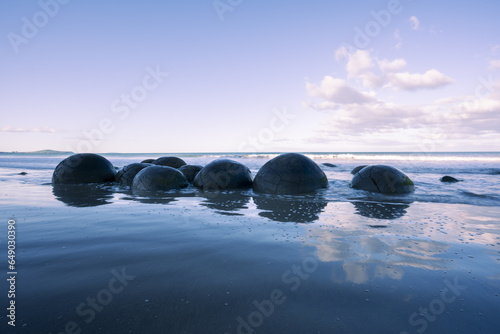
<box><xmin>52</xmin><ymin>184</ymin><xmax>114</xmax><ymax>207</ymax></box>
<box><xmin>253</xmin><ymin>194</ymin><xmax>328</xmax><ymax>223</ymax></box>
<box><xmin>127</xmin><ymin>192</ymin><xmax>195</xmax><ymax>205</ymax></box>
<box><xmin>352</xmin><ymin>201</ymin><xmax>411</xmax><ymax>219</ymax></box>
<box><xmin>200</xmin><ymin>191</ymin><xmax>250</xmax><ymax>214</ymax></box>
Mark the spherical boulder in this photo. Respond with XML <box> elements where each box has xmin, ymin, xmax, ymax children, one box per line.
<box><xmin>132</xmin><ymin>166</ymin><xmax>188</xmax><ymax>191</ymax></box>
<box><xmin>253</xmin><ymin>153</ymin><xmax>328</xmax><ymax>194</ymax></box>
<box><xmin>193</xmin><ymin>159</ymin><xmax>252</xmax><ymax>191</ymax></box>
<box><xmin>440</xmin><ymin>176</ymin><xmax>460</xmax><ymax>183</ymax></box>
<box><xmin>178</xmin><ymin>164</ymin><xmax>203</xmax><ymax>183</ymax></box>
<box><xmin>351</xmin><ymin>165</ymin><xmax>368</xmax><ymax>175</ymax></box>
<box><xmin>115</xmin><ymin>163</ymin><xmax>151</xmax><ymax>186</ymax></box>
<box><xmin>152</xmin><ymin>156</ymin><xmax>186</xmax><ymax>168</ymax></box>
<box><xmin>141</xmin><ymin>159</ymin><xmax>156</xmax><ymax>164</ymax></box>
<box><xmin>52</xmin><ymin>153</ymin><xmax>116</xmax><ymax>184</ymax></box>
<box><xmin>350</xmin><ymin>165</ymin><xmax>414</xmax><ymax>194</ymax></box>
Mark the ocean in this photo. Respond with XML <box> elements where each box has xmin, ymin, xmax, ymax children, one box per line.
<box><xmin>1</xmin><ymin>152</ymin><xmax>499</xmax><ymax>333</ymax></box>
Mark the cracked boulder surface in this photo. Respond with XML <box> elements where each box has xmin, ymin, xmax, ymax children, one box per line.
<box><xmin>350</xmin><ymin>165</ymin><xmax>414</xmax><ymax>194</ymax></box>
<box><xmin>132</xmin><ymin>165</ymin><xmax>188</xmax><ymax>191</ymax></box>
<box><xmin>253</xmin><ymin>153</ymin><xmax>328</xmax><ymax>194</ymax></box>
<box><xmin>52</xmin><ymin>153</ymin><xmax>116</xmax><ymax>184</ymax></box>
<box><xmin>115</xmin><ymin>163</ymin><xmax>152</xmax><ymax>187</ymax></box>
<box><xmin>193</xmin><ymin>159</ymin><xmax>253</xmax><ymax>190</ymax></box>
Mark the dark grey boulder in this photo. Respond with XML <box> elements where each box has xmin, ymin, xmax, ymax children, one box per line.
<box><xmin>18</xmin><ymin>172</ymin><xmax>27</xmax><ymax>175</ymax></box>
<box><xmin>132</xmin><ymin>166</ymin><xmax>188</xmax><ymax>191</ymax></box>
<box><xmin>193</xmin><ymin>159</ymin><xmax>252</xmax><ymax>191</ymax></box>
<box><xmin>141</xmin><ymin>159</ymin><xmax>156</xmax><ymax>164</ymax></box>
<box><xmin>253</xmin><ymin>153</ymin><xmax>328</xmax><ymax>194</ymax></box>
<box><xmin>115</xmin><ymin>163</ymin><xmax>151</xmax><ymax>186</ymax></box>
<box><xmin>351</xmin><ymin>165</ymin><xmax>368</xmax><ymax>175</ymax></box>
<box><xmin>322</xmin><ymin>163</ymin><xmax>337</xmax><ymax>168</ymax></box>
<box><xmin>440</xmin><ymin>176</ymin><xmax>460</xmax><ymax>183</ymax></box>
<box><xmin>152</xmin><ymin>156</ymin><xmax>186</xmax><ymax>168</ymax></box>
<box><xmin>178</xmin><ymin>164</ymin><xmax>203</xmax><ymax>183</ymax></box>
<box><xmin>52</xmin><ymin>153</ymin><xmax>116</xmax><ymax>184</ymax></box>
<box><xmin>350</xmin><ymin>165</ymin><xmax>414</xmax><ymax>194</ymax></box>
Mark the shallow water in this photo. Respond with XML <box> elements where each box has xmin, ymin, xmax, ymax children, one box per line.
<box><xmin>1</xmin><ymin>153</ymin><xmax>499</xmax><ymax>333</ymax></box>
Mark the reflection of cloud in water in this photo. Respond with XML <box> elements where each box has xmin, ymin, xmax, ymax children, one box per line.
<box><xmin>308</xmin><ymin>220</ymin><xmax>451</xmax><ymax>284</ymax></box>
<box><xmin>352</xmin><ymin>201</ymin><xmax>411</xmax><ymax>219</ymax></box>
<box><xmin>52</xmin><ymin>184</ymin><xmax>114</xmax><ymax>207</ymax></box>
<box><xmin>199</xmin><ymin>190</ymin><xmax>250</xmax><ymax>215</ymax></box>
<box><xmin>253</xmin><ymin>194</ymin><xmax>328</xmax><ymax>223</ymax></box>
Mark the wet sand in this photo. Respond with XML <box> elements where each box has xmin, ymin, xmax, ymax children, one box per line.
<box><xmin>1</xmin><ymin>179</ymin><xmax>499</xmax><ymax>333</ymax></box>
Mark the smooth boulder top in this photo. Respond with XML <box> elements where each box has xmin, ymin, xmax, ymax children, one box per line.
<box><xmin>132</xmin><ymin>165</ymin><xmax>188</xmax><ymax>191</ymax></box>
<box><xmin>440</xmin><ymin>175</ymin><xmax>460</xmax><ymax>183</ymax></box>
<box><xmin>52</xmin><ymin>153</ymin><xmax>116</xmax><ymax>184</ymax></box>
<box><xmin>350</xmin><ymin>165</ymin><xmax>414</xmax><ymax>194</ymax></box>
<box><xmin>141</xmin><ymin>159</ymin><xmax>156</xmax><ymax>164</ymax></box>
<box><xmin>178</xmin><ymin>164</ymin><xmax>203</xmax><ymax>183</ymax></box>
<box><xmin>152</xmin><ymin>156</ymin><xmax>186</xmax><ymax>168</ymax></box>
<box><xmin>115</xmin><ymin>163</ymin><xmax>151</xmax><ymax>186</ymax></box>
<box><xmin>253</xmin><ymin>153</ymin><xmax>328</xmax><ymax>195</ymax></box>
<box><xmin>193</xmin><ymin>159</ymin><xmax>253</xmax><ymax>190</ymax></box>
<box><xmin>351</xmin><ymin>165</ymin><xmax>368</xmax><ymax>175</ymax></box>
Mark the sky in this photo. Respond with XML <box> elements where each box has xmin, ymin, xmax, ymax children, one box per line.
<box><xmin>1</xmin><ymin>0</ymin><xmax>500</xmax><ymax>153</ymax></box>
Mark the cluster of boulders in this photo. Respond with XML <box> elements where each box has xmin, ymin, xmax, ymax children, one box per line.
<box><xmin>52</xmin><ymin>152</ymin><xmax>425</xmax><ymax>195</ymax></box>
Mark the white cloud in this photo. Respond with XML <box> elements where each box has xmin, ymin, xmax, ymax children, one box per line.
<box><xmin>489</xmin><ymin>59</ymin><xmax>500</xmax><ymax>70</ymax></box>
<box><xmin>346</xmin><ymin>50</ymin><xmax>374</xmax><ymax>78</ymax></box>
<box><xmin>394</xmin><ymin>29</ymin><xmax>402</xmax><ymax>49</ymax></box>
<box><xmin>335</xmin><ymin>46</ymin><xmax>349</xmax><ymax>61</ymax></box>
<box><xmin>387</xmin><ymin>69</ymin><xmax>453</xmax><ymax>90</ymax></box>
<box><xmin>378</xmin><ymin>58</ymin><xmax>407</xmax><ymax>73</ymax></box>
<box><xmin>0</xmin><ymin>126</ymin><xmax>57</xmax><ymax>133</ymax></box>
<box><xmin>306</xmin><ymin>76</ymin><xmax>374</xmax><ymax>107</ymax></box>
<box><xmin>409</xmin><ymin>16</ymin><xmax>420</xmax><ymax>30</ymax></box>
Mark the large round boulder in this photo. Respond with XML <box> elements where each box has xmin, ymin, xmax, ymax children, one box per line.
<box><xmin>193</xmin><ymin>159</ymin><xmax>252</xmax><ymax>191</ymax></box>
<box><xmin>253</xmin><ymin>153</ymin><xmax>328</xmax><ymax>194</ymax></box>
<box><xmin>350</xmin><ymin>165</ymin><xmax>414</xmax><ymax>194</ymax></box>
<box><xmin>52</xmin><ymin>153</ymin><xmax>116</xmax><ymax>184</ymax></box>
<box><xmin>115</xmin><ymin>163</ymin><xmax>151</xmax><ymax>186</ymax></box>
<box><xmin>132</xmin><ymin>166</ymin><xmax>188</xmax><ymax>191</ymax></box>
<box><xmin>178</xmin><ymin>164</ymin><xmax>203</xmax><ymax>183</ymax></box>
<box><xmin>152</xmin><ymin>156</ymin><xmax>186</xmax><ymax>168</ymax></box>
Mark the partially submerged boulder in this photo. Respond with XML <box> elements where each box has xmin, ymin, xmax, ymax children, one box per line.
<box><xmin>115</xmin><ymin>163</ymin><xmax>151</xmax><ymax>186</ymax></box>
<box><xmin>141</xmin><ymin>159</ymin><xmax>156</xmax><ymax>164</ymax></box>
<box><xmin>253</xmin><ymin>153</ymin><xmax>328</xmax><ymax>194</ymax></box>
<box><xmin>52</xmin><ymin>153</ymin><xmax>116</xmax><ymax>184</ymax></box>
<box><xmin>322</xmin><ymin>163</ymin><xmax>337</xmax><ymax>168</ymax></box>
<box><xmin>351</xmin><ymin>165</ymin><xmax>368</xmax><ymax>175</ymax></box>
<box><xmin>350</xmin><ymin>165</ymin><xmax>414</xmax><ymax>194</ymax></box>
<box><xmin>440</xmin><ymin>176</ymin><xmax>460</xmax><ymax>183</ymax></box>
<box><xmin>193</xmin><ymin>159</ymin><xmax>252</xmax><ymax>191</ymax></box>
<box><xmin>132</xmin><ymin>166</ymin><xmax>188</xmax><ymax>191</ymax></box>
<box><xmin>152</xmin><ymin>156</ymin><xmax>186</xmax><ymax>168</ymax></box>
<box><xmin>179</xmin><ymin>164</ymin><xmax>203</xmax><ymax>183</ymax></box>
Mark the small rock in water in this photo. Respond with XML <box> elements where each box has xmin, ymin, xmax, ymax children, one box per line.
<box><xmin>322</xmin><ymin>163</ymin><xmax>337</xmax><ymax>168</ymax></box>
<box><xmin>18</xmin><ymin>172</ymin><xmax>28</xmax><ymax>175</ymax></box>
<box><xmin>440</xmin><ymin>176</ymin><xmax>460</xmax><ymax>183</ymax></box>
